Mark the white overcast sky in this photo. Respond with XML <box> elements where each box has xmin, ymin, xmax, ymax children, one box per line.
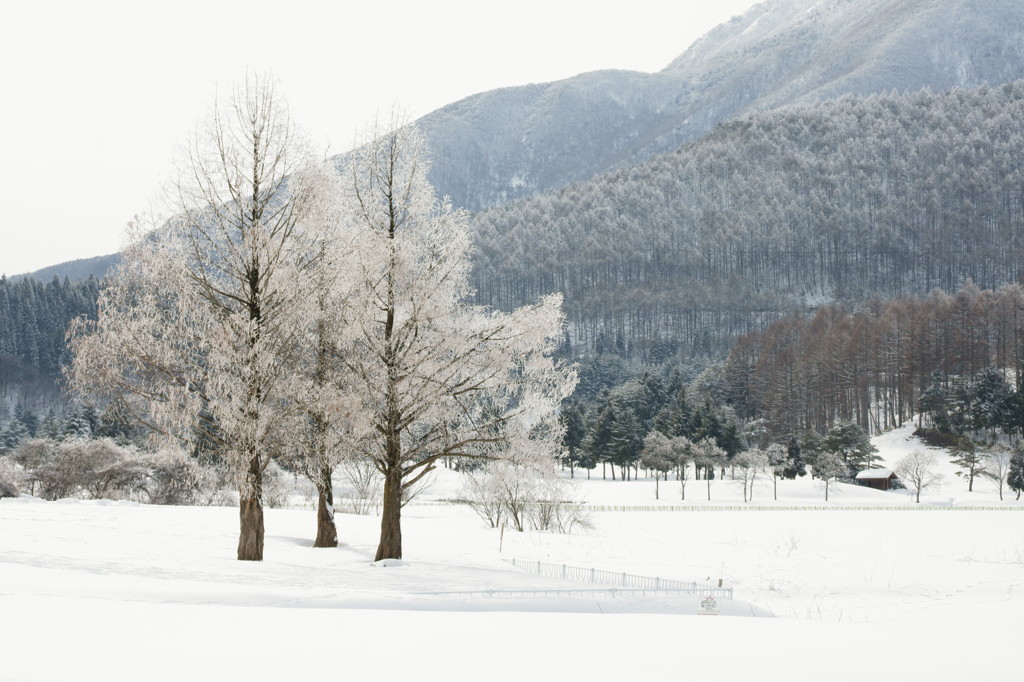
<box><xmin>0</xmin><ymin>0</ymin><xmax>759</xmax><ymax>277</ymax></box>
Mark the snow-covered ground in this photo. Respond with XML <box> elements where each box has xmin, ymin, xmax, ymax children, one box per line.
<box><xmin>2</xmin><ymin>424</ymin><xmax>1021</xmax><ymax>680</ymax></box>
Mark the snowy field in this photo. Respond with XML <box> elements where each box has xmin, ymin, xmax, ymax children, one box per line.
<box><xmin>2</xmin><ymin>424</ymin><xmax>1022</xmax><ymax>681</ymax></box>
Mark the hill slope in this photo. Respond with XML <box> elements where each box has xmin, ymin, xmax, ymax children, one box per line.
<box><xmin>470</xmin><ymin>83</ymin><xmax>1024</xmax><ymax>357</ymax></box>
<box><xmin>24</xmin><ymin>0</ymin><xmax>1024</xmax><ymax>281</ymax></box>
<box><xmin>419</xmin><ymin>0</ymin><xmax>1024</xmax><ymax>211</ymax></box>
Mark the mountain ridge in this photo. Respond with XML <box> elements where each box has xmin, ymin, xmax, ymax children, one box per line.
<box><xmin>19</xmin><ymin>0</ymin><xmax>1024</xmax><ymax>280</ymax></box>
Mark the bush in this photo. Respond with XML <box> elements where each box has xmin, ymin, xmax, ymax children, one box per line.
<box><xmin>461</xmin><ymin>462</ymin><xmax>591</xmax><ymax>533</ymax></box>
<box><xmin>336</xmin><ymin>459</ymin><xmax>383</xmax><ymax>515</ymax></box>
<box><xmin>913</xmin><ymin>428</ymin><xmax>964</xmax><ymax>449</ymax></box>
<box><xmin>32</xmin><ymin>438</ymin><xmax>149</xmax><ymax>501</ymax></box>
<box><xmin>9</xmin><ymin>438</ymin><xmax>57</xmax><ymax>496</ymax></box>
<box><xmin>0</xmin><ymin>474</ymin><xmax>18</xmax><ymax>498</ymax></box>
<box><xmin>146</xmin><ymin>449</ymin><xmax>221</xmax><ymax>505</ymax></box>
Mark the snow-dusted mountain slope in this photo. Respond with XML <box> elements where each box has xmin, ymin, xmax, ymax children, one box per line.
<box><xmin>417</xmin><ymin>0</ymin><xmax>1024</xmax><ymax>211</ymax></box>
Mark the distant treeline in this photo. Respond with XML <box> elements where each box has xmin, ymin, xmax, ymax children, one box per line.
<box><xmin>723</xmin><ymin>282</ymin><xmax>1024</xmax><ymax>437</ymax></box>
<box><xmin>0</xmin><ymin>275</ymin><xmax>99</xmax><ymax>391</ymax></box>
<box><xmin>470</xmin><ymin>82</ymin><xmax>1024</xmax><ymax>358</ymax></box>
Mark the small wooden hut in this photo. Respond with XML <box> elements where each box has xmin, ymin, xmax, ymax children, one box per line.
<box><xmin>855</xmin><ymin>468</ymin><xmax>898</xmax><ymax>491</ymax></box>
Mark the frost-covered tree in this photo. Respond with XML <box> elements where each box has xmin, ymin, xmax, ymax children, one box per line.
<box><xmin>693</xmin><ymin>437</ymin><xmax>726</xmax><ymax>501</ymax></box>
<box><xmin>68</xmin><ymin>75</ymin><xmax>324</xmax><ymax>560</ymax></box>
<box><xmin>893</xmin><ymin>450</ymin><xmax>944</xmax><ymax>503</ymax></box>
<box><xmin>734</xmin><ymin>448</ymin><xmax>767</xmax><ymax>503</ymax></box>
<box><xmin>639</xmin><ymin>431</ymin><xmax>673</xmax><ymax>500</ymax></box>
<box><xmin>814</xmin><ymin>451</ymin><xmax>846</xmax><ymax>502</ymax></box>
<box><xmin>340</xmin><ymin>121</ymin><xmax>575</xmax><ymax>561</ymax></box>
<box><xmin>766</xmin><ymin>443</ymin><xmax>789</xmax><ymax>501</ymax></box>
<box><xmin>275</xmin><ymin>179</ymin><xmax>367</xmax><ymax>549</ymax></box>
<box><xmin>669</xmin><ymin>435</ymin><xmax>694</xmax><ymax>501</ymax></box>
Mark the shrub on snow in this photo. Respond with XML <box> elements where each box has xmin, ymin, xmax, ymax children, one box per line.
<box><xmin>32</xmin><ymin>438</ymin><xmax>148</xmax><ymax>501</ymax></box>
<box><xmin>146</xmin><ymin>449</ymin><xmax>220</xmax><ymax>506</ymax></box>
<box><xmin>461</xmin><ymin>461</ymin><xmax>590</xmax><ymax>533</ymax></box>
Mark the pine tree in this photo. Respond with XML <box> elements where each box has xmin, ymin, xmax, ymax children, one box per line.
<box><xmin>822</xmin><ymin>421</ymin><xmax>878</xmax><ymax>477</ymax></box>
<box><xmin>950</xmin><ymin>437</ymin><xmax>985</xmax><ymax>492</ymax></box>
<box><xmin>1007</xmin><ymin>447</ymin><xmax>1024</xmax><ymax>501</ymax></box>
<box><xmin>783</xmin><ymin>437</ymin><xmax>807</xmax><ymax>479</ymax></box>
<box><xmin>560</xmin><ymin>402</ymin><xmax>587</xmax><ymax>478</ymax></box>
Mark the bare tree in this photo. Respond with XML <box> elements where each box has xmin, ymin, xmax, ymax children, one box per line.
<box><xmin>766</xmin><ymin>443</ymin><xmax>788</xmax><ymax>501</ymax></box>
<box><xmin>68</xmin><ymin>74</ymin><xmax>322</xmax><ymax>560</ymax></box>
<box><xmin>893</xmin><ymin>450</ymin><xmax>944</xmax><ymax>503</ymax></box>
<box><xmin>734</xmin><ymin>448</ymin><xmax>767</xmax><ymax>503</ymax></box>
<box><xmin>982</xmin><ymin>448</ymin><xmax>1013</xmax><ymax>501</ymax></box>
<box><xmin>340</xmin><ymin>120</ymin><xmax>576</xmax><ymax>561</ymax></box>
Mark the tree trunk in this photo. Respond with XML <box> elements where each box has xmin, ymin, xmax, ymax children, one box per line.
<box><xmin>237</xmin><ymin>456</ymin><xmax>265</xmax><ymax>561</ymax></box>
<box><xmin>313</xmin><ymin>465</ymin><xmax>338</xmax><ymax>548</ymax></box>
<box><xmin>375</xmin><ymin>466</ymin><xmax>403</xmax><ymax>561</ymax></box>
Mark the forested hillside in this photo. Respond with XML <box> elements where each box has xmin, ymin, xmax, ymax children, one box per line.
<box><xmin>418</xmin><ymin>0</ymin><xmax>1024</xmax><ymax>212</ymax></box>
<box><xmin>470</xmin><ymin>82</ymin><xmax>1024</xmax><ymax>358</ymax></box>
<box><xmin>723</xmin><ymin>282</ymin><xmax>1024</xmax><ymax>437</ymax></box>
<box><xmin>0</xmin><ymin>276</ymin><xmax>99</xmax><ymax>401</ymax></box>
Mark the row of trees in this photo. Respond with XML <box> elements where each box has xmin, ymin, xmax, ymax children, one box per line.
<box><xmin>64</xmin><ymin>77</ymin><xmax>575</xmax><ymax>561</ymax></box>
<box><xmin>470</xmin><ymin>82</ymin><xmax>1024</xmax><ymax>358</ymax></box>
<box><xmin>558</xmin><ymin>365</ymin><xmax>819</xmax><ymax>495</ymax></box>
<box><xmin>722</xmin><ymin>282</ymin><xmax>1024</xmax><ymax>437</ymax></box>
<box><xmin>0</xmin><ymin>401</ymin><xmax>133</xmax><ymax>453</ymax></box>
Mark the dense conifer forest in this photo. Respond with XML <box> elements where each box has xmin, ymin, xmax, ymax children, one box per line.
<box><xmin>471</xmin><ymin>83</ymin><xmax>1024</xmax><ymax>358</ymax></box>
<box><xmin>0</xmin><ymin>276</ymin><xmax>99</xmax><ymax>400</ymax></box>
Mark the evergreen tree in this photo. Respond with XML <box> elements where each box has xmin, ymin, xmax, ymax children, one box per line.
<box><xmin>559</xmin><ymin>402</ymin><xmax>587</xmax><ymax>478</ymax></box>
<box><xmin>919</xmin><ymin>370</ymin><xmax>950</xmax><ymax>432</ymax></box>
<box><xmin>0</xmin><ymin>419</ymin><xmax>28</xmax><ymax>453</ymax></box>
<box><xmin>950</xmin><ymin>437</ymin><xmax>985</xmax><ymax>492</ymax></box>
<box><xmin>822</xmin><ymin>421</ymin><xmax>878</xmax><ymax>477</ymax></box>
<box><xmin>13</xmin><ymin>403</ymin><xmax>38</xmax><ymax>438</ymax></box>
<box><xmin>586</xmin><ymin>396</ymin><xmax>618</xmax><ymax>480</ymax></box>
<box><xmin>969</xmin><ymin>367</ymin><xmax>1012</xmax><ymax>437</ymax></box>
<box><xmin>1008</xmin><ymin>447</ymin><xmax>1024</xmax><ymax>501</ymax></box>
<box><xmin>62</xmin><ymin>410</ymin><xmax>92</xmax><ymax>440</ymax></box>
<box><xmin>783</xmin><ymin>437</ymin><xmax>807</xmax><ymax>479</ymax></box>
